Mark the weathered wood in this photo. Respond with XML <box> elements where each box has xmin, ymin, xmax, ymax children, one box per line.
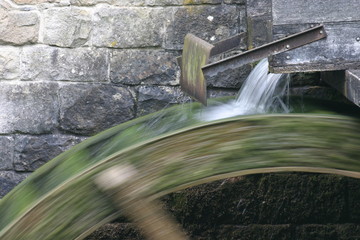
<box><xmin>270</xmin><ymin>22</ymin><xmax>360</xmax><ymax>73</ymax></box>
<box><xmin>180</xmin><ymin>34</ymin><xmax>213</xmax><ymax>105</ymax></box>
<box><xmin>272</xmin><ymin>0</ymin><xmax>360</xmax><ymax>25</ymax></box>
<box><xmin>322</xmin><ymin>70</ymin><xmax>360</xmax><ymax>106</ymax></box>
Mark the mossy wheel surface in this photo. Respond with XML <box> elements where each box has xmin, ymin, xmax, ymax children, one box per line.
<box><xmin>1</xmin><ymin>100</ymin><xmax>360</xmax><ymax>239</ymax></box>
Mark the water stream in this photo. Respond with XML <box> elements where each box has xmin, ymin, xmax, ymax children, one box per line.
<box><xmin>199</xmin><ymin>58</ymin><xmax>290</xmax><ymax>121</ymax></box>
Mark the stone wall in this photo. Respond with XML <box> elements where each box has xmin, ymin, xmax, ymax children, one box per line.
<box><xmin>0</xmin><ymin>0</ymin><xmax>248</xmax><ymax>196</ymax></box>
<box><xmin>1</xmin><ymin>0</ymin><xmax>357</xmax><ymax>238</ymax></box>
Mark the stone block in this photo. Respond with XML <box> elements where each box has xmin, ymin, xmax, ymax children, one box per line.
<box><xmin>246</xmin><ymin>0</ymin><xmax>271</xmax><ymax>17</ymax></box>
<box><xmin>12</xmin><ymin>0</ymin><xmax>58</xmax><ymax>4</ymax></box>
<box><xmin>0</xmin><ymin>9</ymin><xmax>39</xmax><ymax>45</ymax></box>
<box><xmin>146</xmin><ymin>0</ymin><xmax>222</xmax><ymax>5</ymax></box>
<box><xmin>0</xmin><ymin>137</ymin><xmax>14</xmax><ymax>171</ymax></box>
<box><xmin>93</xmin><ymin>6</ymin><xmax>166</xmax><ymax>48</ymax></box>
<box><xmin>109</xmin><ymin>0</ymin><xmax>222</xmax><ymax>6</ymax></box>
<box><xmin>272</xmin><ymin>0</ymin><xmax>360</xmax><ymax>25</ymax></box>
<box><xmin>164</xmin><ymin>5</ymin><xmax>241</xmax><ymax>50</ymax></box>
<box><xmin>21</xmin><ymin>45</ymin><xmax>108</xmax><ymax>82</ymax></box>
<box><xmin>206</xmin><ymin>64</ymin><xmax>252</xmax><ymax>89</ymax></box>
<box><xmin>223</xmin><ymin>0</ymin><xmax>246</xmax><ymax>4</ymax></box>
<box><xmin>0</xmin><ymin>171</ymin><xmax>30</xmax><ymax>198</ymax></box>
<box><xmin>247</xmin><ymin>15</ymin><xmax>272</xmax><ymax>48</ymax></box>
<box><xmin>14</xmin><ymin>134</ymin><xmax>85</xmax><ymax>172</ymax></box>
<box><xmin>70</xmin><ymin>0</ymin><xmax>111</xmax><ymax>6</ymax></box>
<box><xmin>0</xmin><ymin>47</ymin><xmax>20</xmax><ymax>80</ymax></box>
<box><xmin>137</xmin><ymin>86</ymin><xmax>191</xmax><ymax>116</ymax></box>
<box><xmin>246</xmin><ymin>0</ymin><xmax>272</xmax><ymax>48</ymax></box>
<box><xmin>0</xmin><ymin>82</ymin><xmax>59</xmax><ymax>134</ymax></box>
<box><xmin>207</xmin><ymin>88</ymin><xmax>238</xmax><ymax>99</ymax></box>
<box><xmin>111</xmin><ymin>0</ymin><xmax>146</xmax><ymax>6</ymax></box>
<box><xmin>43</xmin><ymin>7</ymin><xmax>92</xmax><ymax>47</ymax></box>
<box><xmin>110</xmin><ymin>49</ymin><xmax>179</xmax><ymax>85</ymax></box>
<box><xmin>59</xmin><ymin>84</ymin><xmax>135</xmax><ymax>135</ymax></box>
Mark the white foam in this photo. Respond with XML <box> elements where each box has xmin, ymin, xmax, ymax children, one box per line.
<box><xmin>199</xmin><ymin>59</ymin><xmax>289</xmax><ymax>121</ymax></box>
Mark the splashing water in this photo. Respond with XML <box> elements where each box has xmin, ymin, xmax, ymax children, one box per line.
<box><xmin>200</xmin><ymin>58</ymin><xmax>290</xmax><ymax>121</ymax></box>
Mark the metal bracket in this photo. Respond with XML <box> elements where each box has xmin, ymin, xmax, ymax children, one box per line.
<box><xmin>179</xmin><ymin>25</ymin><xmax>327</xmax><ymax>106</ymax></box>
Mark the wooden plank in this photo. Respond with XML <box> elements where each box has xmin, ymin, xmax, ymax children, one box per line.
<box><xmin>180</xmin><ymin>34</ymin><xmax>213</xmax><ymax>105</ymax></box>
<box><xmin>269</xmin><ymin>22</ymin><xmax>360</xmax><ymax>73</ymax></box>
<box><xmin>322</xmin><ymin>70</ymin><xmax>360</xmax><ymax>106</ymax></box>
<box><xmin>272</xmin><ymin>0</ymin><xmax>360</xmax><ymax>25</ymax></box>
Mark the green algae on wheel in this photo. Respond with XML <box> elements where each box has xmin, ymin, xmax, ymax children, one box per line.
<box><xmin>0</xmin><ymin>101</ymin><xmax>360</xmax><ymax>239</ymax></box>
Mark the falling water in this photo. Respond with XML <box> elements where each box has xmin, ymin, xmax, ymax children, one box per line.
<box><xmin>200</xmin><ymin>58</ymin><xmax>290</xmax><ymax>121</ymax></box>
